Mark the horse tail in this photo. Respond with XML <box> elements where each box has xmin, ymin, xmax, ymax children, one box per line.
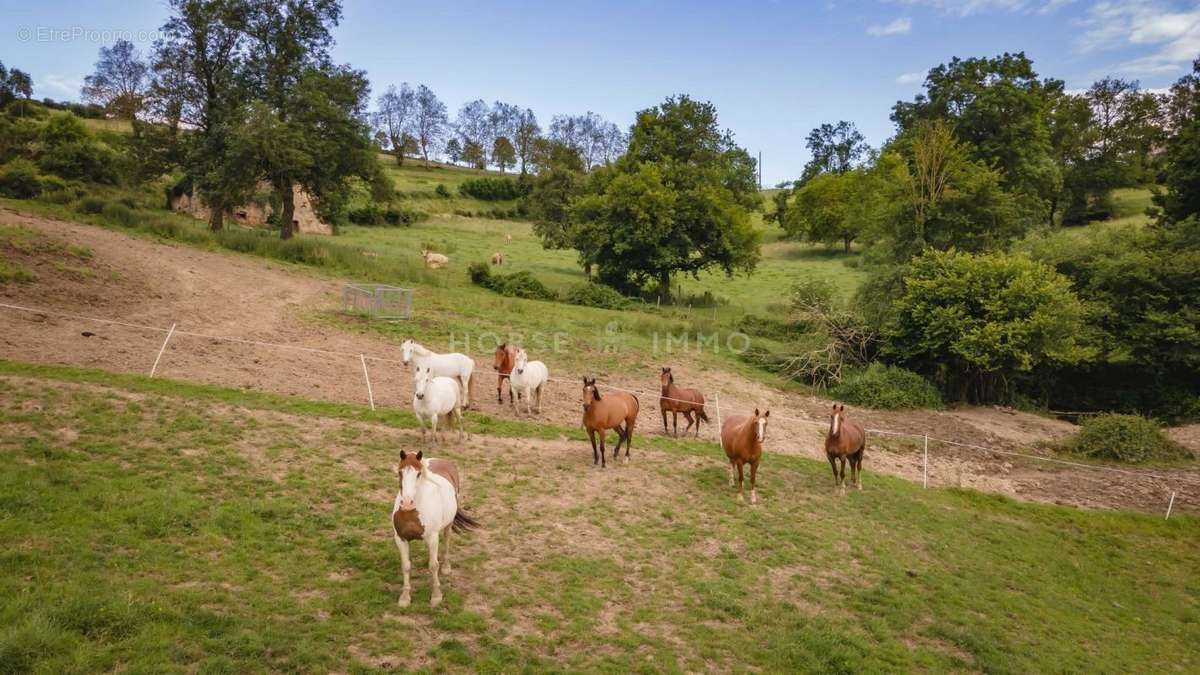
<box><xmin>452</xmin><ymin>508</ymin><xmax>480</xmax><ymax>533</ymax></box>
<box><xmin>628</xmin><ymin>393</ymin><xmax>640</xmax><ymax>429</ymax></box>
<box><xmin>697</xmin><ymin>406</ymin><xmax>710</xmax><ymax>423</ymax></box>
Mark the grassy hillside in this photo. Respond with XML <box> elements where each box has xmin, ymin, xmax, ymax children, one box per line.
<box><xmin>1</xmin><ymin>361</ymin><xmax>1196</xmax><ymax>672</ymax></box>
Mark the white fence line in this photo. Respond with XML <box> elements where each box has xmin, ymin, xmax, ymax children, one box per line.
<box><xmin>0</xmin><ymin>300</ymin><xmax>1192</xmax><ymax>516</ymax></box>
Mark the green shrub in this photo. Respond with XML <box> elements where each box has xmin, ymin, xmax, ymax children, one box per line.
<box><xmin>36</xmin><ymin>113</ymin><xmax>118</xmax><ymax>184</ymax></box>
<box><xmin>76</xmin><ymin>196</ymin><xmax>107</xmax><ymax>214</ymax></box>
<box><xmin>435</xmin><ymin>183</ymin><xmax>451</xmax><ymax>198</ymax></box>
<box><xmin>348</xmin><ymin>202</ymin><xmax>426</xmax><ymax>226</ymax></box>
<box><xmin>38</xmin><ymin>175</ymin><xmax>68</xmax><ymax>194</ymax></box>
<box><xmin>0</xmin><ymin>259</ymin><xmax>34</xmax><ymax>283</ymax></box>
<box><xmin>101</xmin><ymin>202</ymin><xmax>138</xmax><ymax>226</ymax></box>
<box><xmin>458</xmin><ymin>176</ymin><xmax>527</xmax><ymax>201</ymax></box>
<box><xmin>467</xmin><ymin>262</ymin><xmax>556</xmax><ymax>301</ymax></box>
<box><xmin>564</xmin><ymin>282</ymin><xmax>631</xmax><ymax>310</ymax></box>
<box><xmin>0</xmin><ymin>159</ymin><xmax>42</xmax><ymax>199</ymax></box>
<box><xmin>40</xmin><ymin>189</ymin><xmax>75</xmax><ymax>204</ymax></box>
<box><xmin>1066</xmin><ymin>414</ymin><xmax>1189</xmax><ymax>463</ymax></box>
<box><xmin>831</xmin><ymin>363</ymin><xmax>943</xmax><ymax>410</ymax></box>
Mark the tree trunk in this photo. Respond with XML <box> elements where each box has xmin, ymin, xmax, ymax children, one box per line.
<box><xmin>279</xmin><ymin>181</ymin><xmax>296</xmax><ymax>240</ymax></box>
<box><xmin>209</xmin><ymin>206</ymin><xmax>224</xmax><ymax>232</ymax></box>
<box><xmin>1048</xmin><ymin>195</ymin><xmax>1059</xmax><ymax>227</ymax></box>
<box><xmin>658</xmin><ymin>270</ymin><xmax>671</xmax><ymax>304</ymax></box>
<box><xmin>583</xmin><ymin>262</ymin><xmax>592</xmax><ymax>279</ymax></box>
<box><xmin>843</xmin><ymin>236</ymin><xmax>852</xmax><ymax>253</ymax></box>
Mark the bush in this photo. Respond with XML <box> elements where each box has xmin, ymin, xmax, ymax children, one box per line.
<box><xmin>467</xmin><ymin>262</ymin><xmax>556</xmax><ymax>301</ymax></box>
<box><xmin>41</xmin><ymin>189</ymin><xmax>75</xmax><ymax>204</ymax></box>
<box><xmin>348</xmin><ymin>202</ymin><xmax>426</xmax><ymax>227</ymax></box>
<box><xmin>76</xmin><ymin>196</ymin><xmax>107</xmax><ymax>214</ymax></box>
<box><xmin>435</xmin><ymin>183</ymin><xmax>451</xmax><ymax>198</ymax></box>
<box><xmin>101</xmin><ymin>202</ymin><xmax>139</xmax><ymax>226</ymax></box>
<box><xmin>0</xmin><ymin>159</ymin><xmax>42</xmax><ymax>199</ymax></box>
<box><xmin>1066</xmin><ymin>414</ymin><xmax>1189</xmax><ymax>463</ymax></box>
<box><xmin>564</xmin><ymin>282</ymin><xmax>631</xmax><ymax>310</ymax></box>
<box><xmin>831</xmin><ymin>363</ymin><xmax>943</xmax><ymax>410</ymax></box>
<box><xmin>36</xmin><ymin>113</ymin><xmax>118</xmax><ymax>184</ymax></box>
<box><xmin>458</xmin><ymin>176</ymin><xmax>527</xmax><ymax>201</ymax></box>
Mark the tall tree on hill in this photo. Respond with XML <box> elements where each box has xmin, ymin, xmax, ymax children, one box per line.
<box><xmin>798</xmin><ymin>120</ymin><xmax>869</xmax><ymax>185</ymax></box>
<box><xmin>513</xmin><ymin>107</ymin><xmax>540</xmax><ymax>174</ymax></box>
<box><xmin>82</xmin><ymin>39</ymin><xmax>150</xmax><ymax>119</ymax></box>
<box><xmin>444</xmin><ymin>137</ymin><xmax>463</xmax><ymax>166</ymax></box>
<box><xmin>375</xmin><ymin>83</ymin><xmax>415</xmax><ymax>165</ymax></box>
<box><xmin>411</xmin><ymin>84</ymin><xmax>447</xmax><ymax>167</ymax></box>
<box><xmin>455</xmin><ymin>99</ymin><xmax>491</xmax><ymax>164</ymax></box>
<box><xmin>242</xmin><ymin>0</ymin><xmax>343</xmax><ymax>239</ymax></box>
<box><xmin>571</xmin><ymin>95</ymin><xmax>760</xmax><ymax>300</ymax></box>
<box><xmin>488</xmin><ymin>101</ymin><xmax>519</xmax><ymax>166</ymax></box>
<box><xmin>493</xmin><ymin>136</ymin><xmax>516</xmax><ymax>174</ymax></box>
<box><xmin>152</xmin><ymin>0</ymin><xmax>255</xmax><ymax>231</ymax></box>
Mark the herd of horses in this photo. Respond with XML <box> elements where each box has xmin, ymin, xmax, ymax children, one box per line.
<box><xmin>390</xmin><ymin>339</ymin><xmax>868</xmax><ymax>606</ymax></box>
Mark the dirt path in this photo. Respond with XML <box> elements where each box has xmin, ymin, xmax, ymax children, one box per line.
<box><xmin>2</xmin><ymin>208</ymin><xmax>1196</xmax><ymax>513</ymax></box>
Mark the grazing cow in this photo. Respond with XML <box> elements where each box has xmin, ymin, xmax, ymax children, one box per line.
<box><xmin>491</xmin><ymin>252</ymin><xmax>504</xmax><ymax>265</ymax></box>
<box><xmin>422</xmin><ymin>250</ymin><xmax>449</xmax><ymax>269</ymax></box>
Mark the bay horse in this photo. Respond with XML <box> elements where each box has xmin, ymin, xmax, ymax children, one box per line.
<box><xmin>492</xmin><ymin>343</ymin><xmax>517</xmax><ymax>404</ymax></box>
<box><xmin>581</xmin><ymin>377</ymin><xmax>639</xmax><ymax>468</ymax></box>
<box><xmin>825</xmin><ymin>403</ymin><xmax>866</xmax><ymax>492</ymax></box>
<box><xmin>720</xmin><ymin>408</ymin><xmax>769</xmax><ymax>504</ymax></box>
<box><xmin>401</xmin><ymin>339</ymin><xmax>475</xmax><ymax>409</ymax></box>
<box><xmin>659</xmin><ymin>367</ymin><xmax>708</xmax><ymax>438</ymax></box>
<box><xmin>391</xmin><ymin>450</ymin><xmax>479</xmax><ymax>607</ymax></box>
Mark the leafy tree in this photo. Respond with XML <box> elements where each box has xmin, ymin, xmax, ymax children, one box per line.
<box><xmin>527</xmin><ymin>140</ymin><xmax>585</xmax><ymax>249</ymax></box>
<box><xmin>444</xmin><ymin>137</ymin><xmax>463</xmax><ymax>165</ymax></box>
<box><xmin>492</xmin><ymin>136</ymin><xmax>515</xmax><ymax>173</ymax></box>
<box><xmin>36</xmin><ymin>113</ymin><xmax>118</xmax><ymax>183</ymax></box>
<box><xmin>375</xmin><ymin>83</ymin><xmax>415</xmax><ymax>165</ymax></box>
<box><xmin>571</xmin><ymin>95</ymin><xmax>760</xmax><ymax>299</ymax></box>
<box><xmin>0</xmin><ymin>62</ymin><xmax>33</xmax><ymax>107</ymax></box>
<box><xmin>455</xmin><ymin>99</ymin><xmax>491</xmax><ymax>162</ymax></box>
<box><xmin>410</xmin><ymin>84</ymin><xmax>447</xmax><ymax>167</ymax></box>
<box><xmin>1157</xmin><ymin>59</ymin><xmax>1200</xmax><ymax>223</ymax></box>
<box><xmin>152</xmin><ymin>0</ymin><xmax>254</xmax><ymax>230</ymax></box>
<box><xmin>782</xmin><ymin>169</ymin><xmax>877</xmax><ymax>251</ymax></box>
<box><xmin>513</xmin><ymin>107</ymin><xmax>540</xmax><ymax>174</ymax></box>
<box><xmin>892</xmin><ymin>53</ymin><xmax>1062</xmax><ymax>218</ymax></box>
<box><xmin>81</xmin><ymin>39</ymin><xmax>150</xmax><ymax>119</ymax></box>
<box><xmin>798</xmin><ymin>120</ymin><xmax>869</xmax><ymax>185</ymax></box>
<box><xmin>884</xmin><ymin>248</ymin><xmax>1092</xmax><ymax>403</ymax></box>
<box><xmin>462</xmin><ymin>140</ymin><xmax>485</xmax><ymax>170</ymax></box>
<box><xmin>487</xmin><ymin>101</ymin><xmax>519</xmax><ymax>165</ymax></box>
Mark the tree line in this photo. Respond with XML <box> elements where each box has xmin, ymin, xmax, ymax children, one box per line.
<box><xmin>767</xmin><ymin>53</ymin><xmax>1199</xmax><ymax>418</ymax></box>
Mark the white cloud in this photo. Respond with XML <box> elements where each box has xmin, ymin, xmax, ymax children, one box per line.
<box><xmin>39</xmin><ymin>74</ymin><xmax>82</xmax><ymax>99</ymax></box>
<box><xmin>897</xmin><ymin>0</ymin><xmax>1074</xmax><ymax>16</ymax></box>
<box><xmin>867</xmin><ymin>17</ymin><xmax>913</xmax><ymax>36</ymax></box>
<box><xmin>1076</xmin><ymin>1</ymin><xmax>1200</xmax><ymax>76</ymax></box>
<box><xmin>896</xmin><ymin>71</ymin><xmax>925</xmax><ymax>85</ymax></box>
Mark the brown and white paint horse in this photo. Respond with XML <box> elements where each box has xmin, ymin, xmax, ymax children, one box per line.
<box><xmin>659</xmin><ymin>367</ymin><xmax>709</xmax><ymax>438</ymax></box>
<box><xmin>824</xmin><ymin>403</ymin><xmax>866</xmax><ymax>492</ymax></box>
<box><xmin>391</xmin><ymin>450</ymin><xmax>479</xmax><ymax>607</ymax></box>
<box><xmin>720</xmin><ymin>408</ymin><xmax>769</xmax><ymax>504</ymax></box>
<box><xmin>581</xmin><ymin>377</ymin><xmax>639</xmax><ymax>468</ymax></box>
<box><xmin>492</xmin><ymin>343</ymin><xmax>517</xmax><ymax>404</ymax></box>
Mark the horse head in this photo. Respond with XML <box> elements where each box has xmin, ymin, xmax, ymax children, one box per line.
<box><xmin>754</xmin><ymin>408</ymin><xmax>770</xmax><ymax>443</ymax></box>
<box><xmin>660</xmin><ymin>367</ymin><xmax>673</xmax><ymax>388</ymax></box>
<box><xmin>493</xmin><ymin>343</ymin><xmax>511</xmax><ymax>372</ymax></box>
<box><xmin>395</xmin><ymin>449</ymin><xmax>424</xmax><ymax>511</ymax></box>
<box><xmin>400</xmin><ymin>339</ymin><xmax>414</xmax><ymax>364</ymax></box>
<box><xmin>582</xmin><ymin>377</ymin><xmax>601</xmax><ymax>411</ymax></box>
<box><xmin>515</xmin><ymin>349</ymin><xmax>528</xmax><ymax>376</ymax></box>
<box><xmin>414</xmin><ymin>366</ymin><xmax>431</xmax><ymax>400</ymax></box>
<box><xmin>829</xmin><ymin>403</ymin><xmax>845</xmax><ymax>437</ymax></box>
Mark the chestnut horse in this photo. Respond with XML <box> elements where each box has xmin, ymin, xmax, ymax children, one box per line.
<box><xmin>492</xmin><ymin>343</ymin><xmax>517</xmax><ymax>404</ymax></box>
<box><xmin>720</xmin><ymin>408</ymin><xmax>769</xmax><ymax>503</ymax></box>
<box><xmin>581</xmin><ymin>377</ymin><xmax>639</xmax><ymax>468</ymax></box>
<box><xmin>824</xmin><ymin>403</ymin><xmax>866</xmax><ymax>492</ymax></box>
<box><xmin>659</xmin><ymin>367</ymin><xmax>708</xmax><ymax>438</ymax></box>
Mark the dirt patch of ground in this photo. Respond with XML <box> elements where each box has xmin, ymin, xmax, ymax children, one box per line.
<box><xmin>2</xmin><ymin>207</ymin><xmax>1196</xmax><ymax>514</ymax></box>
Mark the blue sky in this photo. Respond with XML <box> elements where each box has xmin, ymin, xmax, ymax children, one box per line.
<box><xmin>3</xmin><ymin>0</ymin><xmax>1198</xmax><ymax>184</ymax></box>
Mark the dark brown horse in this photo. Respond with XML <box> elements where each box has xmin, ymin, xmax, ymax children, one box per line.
<box><xmin>824</xmin><ymin>403</ymin><xmax>866</xmax><ymax>492</ymax></box>
<box><xmin>720</xmin><ymin>408</ymin><xmax>769</xmax><ymax>504</ymax></box>
<box><xmin>581</xmin><ymin>377</ymin><xmax>639</xmax><ymax>468</ymax></box>
<box><xmin>659</xmin><ymin>367</ymin><xmax>709</xmax><ymax>438</ymax></box>
<box><xmin>492</xmin><ymin>343</ymin><xmax>517</xmax><ymax>404</ymax></box>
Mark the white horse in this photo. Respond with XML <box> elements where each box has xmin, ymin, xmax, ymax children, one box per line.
<box><xmin>509</xmin><ymin>348</ymin><xmax>549</xmax><ymax>416</ymax></box>
<box><xmin>401</xmin><ymin>339</ymin><xmax>475</xmax><ymax>408</ymax></box>
<box><xmin>412</xmin><ymin>366</ymin><xmax>466</xmax><ymax>443</ymax></box>
<box><xmin>391</xmin><ymin>450</ymin><xmax>479</xmax><ymax>607</ymax></box>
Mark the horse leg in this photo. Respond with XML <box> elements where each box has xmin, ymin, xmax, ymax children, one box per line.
<box><xmin>853</xmin><ymin>450</ymin><xmax>864</xmax><ymax>490</ymax></box>
<box><xmin>416</xmin><ymin>411</ymin><xmax>427</xmax><ymax>444</ymax></box>
<box><xmin>535</xmin><ymin>384</ymin><xmax>543</xmax><ymax>414</ymax></box>
<box><xmin>682</xmin><ymin>410</ymin><xmax>695</xmax><ymax>437</ymax></box>
<box><xmin>509</xmin><ymin>382</ymin><xmax>517</xmax><ymax>412</ymax></box>
<box><xmin>624</xmin><ymin>419</ymin><xmax>634</xmax><ymax>461</ymax></box>
<box><xmin>749</xmin><ymin>459</ymin><xmax>759</xmax><ymax>505</ymax></box>
<box><xmin>441</xmin><ymin>525</ymin><xmax>452</xmax><ymax>575</ymax></box>
<box><xmin>588</xmin><ymin>429</ymin><xmax>599</xmax><ymax>467</ymax></box>
<box><xmin>672</xmin><ymin>411</ymin><xmax>679</xmax><ymax>437</ymax></box>
<box><xmin>598</xmin><ymin>429</ymin><xmax>608</xmax><ymax>469</ymax></box>
<box><xmin>455</xmin><ymin>407</ymin><xmax>466</xmax><ymax>442</ymax></box>
<box><xmin>827</xmin><ymin>455</ymin><xmax>839</xmax><ymax>490</ymax></box>
<box><xmin>735</xmin><ymin>461</ymin><xmax>745</xmax><ymax>502</ymax></box>
<box><xmin>661</xmin><ymin>408</ymin><xmax>669</xmax><ymax>435</ymax></box>
<box><xmin>611</xmin><ymin>425</ymin><xmax>625</xmax><ymax>461</ymax></box>
<box><xmin>728</xmin><ymin>458</ymin><xmax>736</xmax><ymax>488</ymax></box>
<box><xmin>395</xmin><ymin>535</ymin><xmax>412</xmax><ymax>607</ymax></box>
<box><xmin>838</xmin><ymin>457</ymin><xmax>847</xmax><ymax>494</ymax></box>
<box><xmin>497</xmin><ymin>378</ymin><xmax>503</xmax><ymax>404</ymax></box>
<box><xmin>427</xmin><ymin>530</ymin><xmax>443</xmax><ymax>607</ymax></box>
